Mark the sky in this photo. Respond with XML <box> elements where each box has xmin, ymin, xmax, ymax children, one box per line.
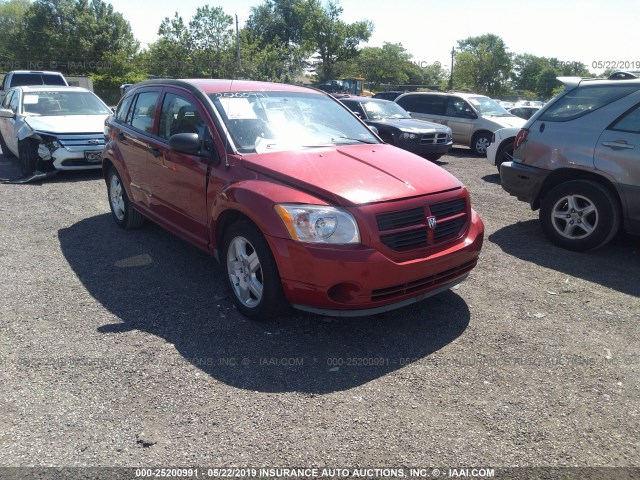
<box><xmin>106</xmin><ymin>0</ymin><xmax>640</xmax><ymax>74</ymax></box>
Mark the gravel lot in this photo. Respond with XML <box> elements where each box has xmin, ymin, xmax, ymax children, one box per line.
<box><xmin>0</xmin><ymin>147</ymin><xmax>638</xmax><ymax>474</ymax></box>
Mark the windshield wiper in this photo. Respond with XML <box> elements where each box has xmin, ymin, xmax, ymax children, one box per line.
<box><xmin>332</xmin><ymin>136</ymin><xmax>378</xmax><ymax>145</ymax></box>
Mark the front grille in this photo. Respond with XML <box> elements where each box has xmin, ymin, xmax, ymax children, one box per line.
<box><xmin>56</xmin><ymin>133</ymin><xmax>104</xmax><ymax>151</ymax></box>
<box><xmin>377</xmin><ymin>197</ymin><xmax>468</xmax><ymax>251</ymax></box>
<box><xmin>371</xmin><ymin>258</ymin><xmax>477</xmax><ymax>302</ymax></box>
<box><xmin>420</xmin><ymin>132</ymin><xmax>449</xmax><ymax>145</ymax></box>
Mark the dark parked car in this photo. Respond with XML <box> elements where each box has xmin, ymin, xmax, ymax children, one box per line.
<box><xmin>501</xmin><ymin>75</ymin><xmax>640</xmax><ymax>250</ymax></box>
<box><xmin>372</xmin><ymin>91</ymin><xmax>405</xmax><ymax>101</ymax></box>
<box><xmin>340</xmin><ymin>97</ymin><xmax>452</xmax><ymax>160</ymax></box>
<box><xmin>103</xmin><ymin>79</ymin><xmax>484</xmax><ymax>319</ymax></box>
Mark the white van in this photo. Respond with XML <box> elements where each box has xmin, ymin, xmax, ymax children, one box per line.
<box><xmin>395</xmin><ymin>92</ymin><xmax>525</xmax><ymax>155</ymax></box>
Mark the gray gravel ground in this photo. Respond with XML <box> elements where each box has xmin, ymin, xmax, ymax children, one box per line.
<box><xmin>0</xmin><ymin>148</ymin><xmax>638</xmax><ymax>474</ymax></box>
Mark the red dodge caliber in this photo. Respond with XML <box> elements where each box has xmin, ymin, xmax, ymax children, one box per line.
<box><xmin>103</xmin><ymin>79</ymin><xmax>484</xmax><ymax>319</ymax></box>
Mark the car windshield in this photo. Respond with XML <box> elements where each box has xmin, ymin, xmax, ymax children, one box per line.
<box><xmin>360</xmin><ymin>101</ymin><xmax>411</xmax><ymax>120</ymax></box>
<box><xmin>22</xmin><ymin>91</ymin><xmax>111</xmax><ymax>116</ymax></box>
<box><xmin>209</xmin><ymin>91</ymin><xmax>379</xmax><ymax>154</ymax></box>
<box><xmin>467</xmin><ymin>96</ymin><xmax>512</xmax><ymax>116</ymax></box>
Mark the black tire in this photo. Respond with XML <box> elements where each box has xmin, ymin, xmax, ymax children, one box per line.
<box><xmin>472</xmin><ymin>132</ymin><xmax>492</xmax><ymax>156</ymax></box>
<box><xmin>106</xmin><ymin>167</ymin><xmax>145</xmax><ymax>229</ymax></box>
<box><xmin>222</xmin><ymin>220</ymin><xmax>289</xmax><ymax>320</ymax></box>
<box><xmin>495</xmin><ymin>140</ymin><xmax>514</xmax><ymax>172</ymax></box>
<box><xmin>539</xmin><ymin>180</ymin><xmax>620</xmax><ymax>251</ymax></box>
<box><xmin>18</xmin><ymin>139</ymin><xmax>38</xmax><ymax>176</ymax></box>
<box><xmin>0</xmin><ymin>131</ymin><xmax>14</xmax><ymax>158</ymax></box>
<box><xmin>426</xmin><ymin>154</ymin><xmax>442</xmax><ymax>162</ymax></box>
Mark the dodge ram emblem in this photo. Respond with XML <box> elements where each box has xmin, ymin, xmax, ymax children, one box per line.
<box><xmin>427</xmin><ymin>216</ymin><xmax>437</xmax><ymax>230</ymax></box>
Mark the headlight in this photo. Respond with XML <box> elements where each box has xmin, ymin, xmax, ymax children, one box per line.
<box><xmin>401</xmin><ymin>132</ymin><xmax>416</xmax><ymax>140</ymax></box>
<box><xmin>274</xmin><ymin>204</ymin><xmax>360</xmax><ymax>244</ymax></box>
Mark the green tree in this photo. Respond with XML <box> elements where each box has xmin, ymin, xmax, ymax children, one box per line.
<box><xmin>454</xmin><ymin>34</ymin><xmax>511</xmax><ymax>96</ymax></box>
<box><xmin>511</xmin><ymin>53</ymin><xmax>548</xmax><ymax>92</ymax></box>
<box><xmin>306</xmin><ymin>0</ymin><xmax>372</xmax><ymax>81</ymax></box>
<box><xmin>189</xmin><ymin>6</ymin><xmax>234</xmax><ymax>78</ymax></box>
<box><xmin>0</xmin><ymin>0</ymin><xmax>30</xmax><ymax>61</ymax></box>
<box><xmin>19</xmin><ymin>0</ymin><xmax>138</xmax><ymax>74</ymax></box>
<box><xmin>144</xmin><ymin>13</ymin><xmax>194</xmax><ymax>77</ymax></box>
<box><xmin>355</xmin><ymin>43</ymin><xmax>412</xmax><ymax>88</ymax></box>
<box><xmin>244</xmin><ymin>0</ymin><xmax>313</xmax><ymax>80</ymax></box>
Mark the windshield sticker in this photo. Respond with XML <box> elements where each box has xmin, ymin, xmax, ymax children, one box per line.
<box><xmin>218</xmin><ymin>97</ymin><xmax>258</xmax><ymax>120</ymax></box>
<box><xmin>23</xmin><ymin>95</ymin><xmax>39</xmax><ymax>104</ymax></box>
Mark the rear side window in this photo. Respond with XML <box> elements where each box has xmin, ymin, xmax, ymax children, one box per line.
<box><xmin>11</xmin><ymin>73</ymin><xmax>67</xmax><ymax>87</ymax></box>
<box><xmin>609</xmin><ymin>103</ymin><xmax>640</xmax><ymax>134</ymax></box>
<box><xmin>397</xmin><ymin>94</ymin><xmax>447</xmax><ymax>115</ymax></box>
<box><xmin>130</xmin><ymin>92</ymin><xmax>159</xmax><ymax>133</ymax></box>
<box><xmin>115</xmin><ymin>95</ymin><xmax>133</xmax><ymax>123</ymax></box>
<box><xmin>540</xmin><ymin>84</ymin><xmax>639</xmax><ymax>122</ymax></box>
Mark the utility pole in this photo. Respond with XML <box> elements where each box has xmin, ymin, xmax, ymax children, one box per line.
<box><xmin>449</xmin><ymin>47</ymin><xmax>455</xmax><ymax>90</ymax></box>
<box><xmin>235</xmin><ymin>15</ymin><xmax>241</xmax><ymax>77</ymax></box>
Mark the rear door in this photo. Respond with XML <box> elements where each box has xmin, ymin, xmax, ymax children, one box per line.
<box><xmin>594</xmin><ymin>102</ymin><xmax>640</xmax><ymax>226</ymax></box>
<box><xmin>146</xmin><ymin>87</ymin><xmax>212</xmax><ymax>250</ymax></box>
<box><xmin>111</xmin><ymin>88</ymin><xmax>161</xmax><ymax>205</ymax></box>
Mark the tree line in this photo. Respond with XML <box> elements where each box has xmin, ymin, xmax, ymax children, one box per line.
<box><xmin>0</xmin><ymin>0</ymin><xmax>609</xmax><ymax>104</ymax></box>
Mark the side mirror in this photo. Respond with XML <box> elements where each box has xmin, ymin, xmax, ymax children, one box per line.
<box><xmin>0</xmin><ymin>108</ymin><xmax>15</xmax><ymax>119</ymax></box>
<box><xmin>464</xmin><ymin>110</ymin><xmax>477</xmax><ymax>119</ymax></box>
<box><xmin>368</xmin><ymin>125</ymin><xmax>379</xmax><ymax>135</ymax></box>
<box><xmin>169</xmin><ymin>133</ymin><xmax>201</xmax><ymax>155</ymax></box>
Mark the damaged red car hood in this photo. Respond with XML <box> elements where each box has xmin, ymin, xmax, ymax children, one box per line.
<box><xmin>240</xmin><ymin>144</ymin><xmax>463</xmax><ymax>206</ymax></box>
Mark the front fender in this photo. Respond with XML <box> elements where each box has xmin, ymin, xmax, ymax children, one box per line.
<box><xmin>210</xmin><ymin>179</ymin><xmax>327</xmax><ymax>250</ymax></box>
<box><xmin>17</xmin><ymin>123</ymin><xmax>37</xmax><ymax>142</ymax></box>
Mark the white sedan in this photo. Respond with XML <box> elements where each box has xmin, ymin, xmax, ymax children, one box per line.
<box><xmin>487</xmin><ymin>127</ymin><xmax>520</xmax><ymax>174</ymax></box>
<box><xmin>0</xmin><ymin>86</ymin><xmax>111</xmax><ymax>178</ymax></box>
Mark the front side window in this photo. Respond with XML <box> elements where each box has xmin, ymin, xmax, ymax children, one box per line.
<box><xmin>209</xmin><ymin>91</ymin><xmax>379</xmax><ymax>154</ymax></box>
<box><xmin>540</xmin><ymin>84</ymin><xmax>640</xmax><ymax>122</ymax></box>
<box><xmin>3</xmin><ymin>90</ymin><xmax>15</xmax><ymax>110</ymax></box>
<box><xmin>8</xmin><ymin>90</ymin><xmax>19</xmax><ymax>113</ymax></box>
<box><xmin>158</xmin><ymin>93</ymin><xmax>207</xmax><ymax>140</ymax></box>
<box><xmin>446</xmin><ymin>98</ymin><xmax>475</xmax><ymax>118</ymax></box>
<box><xmin>115</xmin><ymin>95</ymin><xmax>133</xmax><ymax>123</ymax></box>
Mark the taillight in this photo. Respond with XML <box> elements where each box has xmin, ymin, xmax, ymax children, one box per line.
<box><xmin>514</xmin><ymin>129</ymin><xmax>528</xmax><ymax>150</ymax></box>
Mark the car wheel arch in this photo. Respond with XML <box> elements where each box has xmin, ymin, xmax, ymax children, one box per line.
<box><xmin>535</xmin><ymin>168</ymin><xmax>623</xmax><ymax>212</ymax></box>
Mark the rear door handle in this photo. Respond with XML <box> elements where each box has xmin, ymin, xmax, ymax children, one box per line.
<box><xmin>602</xmin><ymin>141</ymin><xmax>634</xmax><ymax>150</ymax></box>
<box><xmin>148</xmin><ymin>147</ymin><xmax>163</xmax><ymax>158</ymax></box>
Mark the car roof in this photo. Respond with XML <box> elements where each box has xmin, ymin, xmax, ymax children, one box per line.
<box><xmin>129</xmin><ymin>79</ymin><xmax>321</xmax><ymax>96</ymax></box>
<box><xmin>8</xmin><ymin>70</ymin><xmax>65</xmax><ymax>75</ymax></box>
<box><xmin>13</xmin><ymin>85</ymin><xmax>91</xmax><ymax>93</ymax></box>
<box><xmin>558</xmin><ymin>76</ymin><xmax>640</xmax><ymax>88</ymax></box>
<box><xmin>341</xmin><ymin>97</ymin><xmax>392</xmax><ymax>104</ymax></box>
<box><xmin>398</xmin><ymin>91</ymin><xmax>489</xmax><ymax>99</ymax></box>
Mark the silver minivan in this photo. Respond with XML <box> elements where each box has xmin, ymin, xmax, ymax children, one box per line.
<box><xmin>395</xmin><ymin>92</ymin><xmax>525</xmax><ymax>155</ymax></box>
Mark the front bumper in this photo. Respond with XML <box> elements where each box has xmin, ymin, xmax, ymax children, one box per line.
<box><xmin>500</xmin><ymin>161</ymin><xmax>550</xmax><ymax>207</ymax></box>
<box><xmin>399</xmin><ymin>140</ymin><xmax>453</xmax><ymax>157</ymax></box>
<box><xmin>50</xmin><ymin>147</ymin><xmax>103</xmax><ymax>170</ymax></box>
<box><xmin>266</xmin><ymin>209</ymin><xmax>484</xmax><ymax>316</ymax></box>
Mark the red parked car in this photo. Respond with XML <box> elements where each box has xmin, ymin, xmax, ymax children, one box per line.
<box><xmin>102</xmin><ymin>79</ymin><xmax>484</xmax><ymax>319</ymax></box>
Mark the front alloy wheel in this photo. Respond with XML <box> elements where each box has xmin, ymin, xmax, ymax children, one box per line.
<box><xmin>106</xmin><ymin>167</ymin><xmax>145</xmax><ymax>229</ymax></box>
<box><xmin>223</xmin><ymin>221</ymin><xmax>287</xmax><ymax>319</ymax></box>
<box><xmin>540</xmin><ymin>180</ymin><xmax>620</xmax><ymax>251</ymax></box>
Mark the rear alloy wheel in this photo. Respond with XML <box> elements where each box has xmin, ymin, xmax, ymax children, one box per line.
<box><xmin>540</xmin><ymin>180</ymin><xmax>620</xmax><ymax>251</ymax></box>
<box><xmin>107</xmin><ymin>167</ymin><xmax>145</xmax><ymax>229</ymax></box>
<box><xmin>18</xmin><ymin>139</ymin><xmax>38</xmax><ymax>176</ymax></box>
<box><xmin>222</xmin><ymin>220</ymin><xmax>288</xmax><ymax>320</ymax></box>
<box><xmin>472</xmin><ymin>132</ymin><xmax>492</xmax><ymax>156</ymax></box>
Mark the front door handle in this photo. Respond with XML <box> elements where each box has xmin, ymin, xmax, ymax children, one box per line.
<box><xmin>602</xmin><ymin>141</ymin><xmax>634</xmax><ymax>150</ymax></box>
<box><xmin>148</xmin><ymin>147</ymin><xmax>163</xmax><ymax>158</ymax></box>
